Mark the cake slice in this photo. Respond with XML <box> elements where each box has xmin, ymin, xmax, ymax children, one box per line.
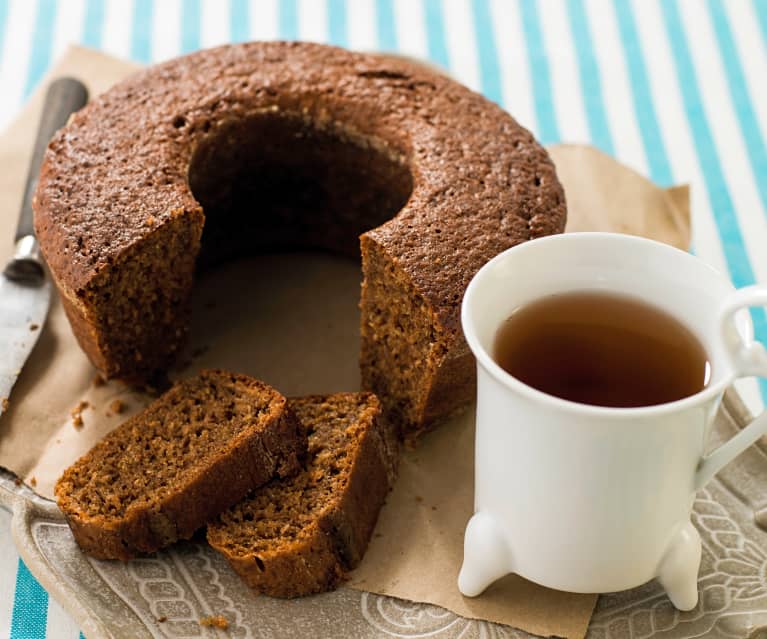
<box><xmin>55</xmin><ymin>369</ymin><xmax>305</xmax><ymax>560</ymax></box>
<box><xmin>207</xmin><ymin>392</ymin><xmax>397</xmax><ymax>598</ymax></box>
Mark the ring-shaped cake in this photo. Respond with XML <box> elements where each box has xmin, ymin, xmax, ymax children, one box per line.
<box><xmin>34</xmin><ymin>42</ymin><xmax>566</xmax><ymax>436</ymax></box>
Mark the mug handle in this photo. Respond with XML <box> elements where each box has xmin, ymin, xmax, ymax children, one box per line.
<box><xmin>696</xmin><ymin>286</ymin><xmax>767</xmax><ymax>490</ymax></box>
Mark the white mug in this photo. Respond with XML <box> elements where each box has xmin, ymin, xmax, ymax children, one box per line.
<box><xmin>457</xmin><ymin>232</ymin><xmax>767</xmax><ymax>611</ymax></box>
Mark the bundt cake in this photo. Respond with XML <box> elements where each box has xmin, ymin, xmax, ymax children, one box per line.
<box><xmin>34</xmin><ymin>42</ymin><xmax>566</xmax><ymax>436</ymax></box>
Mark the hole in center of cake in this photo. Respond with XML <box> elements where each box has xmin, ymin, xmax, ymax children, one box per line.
<box><xmin>188</xmin><ymin>111</ymin><xmax>414</xmax><ymax>268</ymax></box>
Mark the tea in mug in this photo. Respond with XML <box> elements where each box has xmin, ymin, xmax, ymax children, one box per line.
<box><xmin>493</xmin><ymin>290</ymin><xmax>710</xmax><ymax>408</ymax></box>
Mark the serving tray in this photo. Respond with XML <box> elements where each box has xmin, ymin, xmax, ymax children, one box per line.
<box><xmin>2</xmin><ymin>388</ymin><xmax>767</xmax><ymax>639</ymax></box>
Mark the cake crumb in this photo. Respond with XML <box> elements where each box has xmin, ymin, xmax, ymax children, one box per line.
<box><xmin>30</xmin><ymin>476</ymin><xmax>37</xmax><ymax>487</ymax></box>
<box><xmin>29</xmin><ymin>323</ymin><xmax>39</xmax><ymax>331</ymax></box>
<box><xmin>415</xmin><ymin>495</ymin><xmax>423</xmax><ymax>503</ymax></box>
<box><xmin>431</xmin><ymin>505</ymin><xmax>437</xmax><ymax>511</ymax></box>
<box><xmin>14</xmin><ymin>477</ymin><xmax>21</xmax><ymax>486</ymax></box>
<box><xmin>157</xmin><ymin>615</ymin><xmax>167</xmax><ymax>623</ymax></box>
<box><xmin>110</xmin><ymin>399</ymin><xmax>125</xmax><ymax>415</ymax></box>
<box><xmin>145</xmin><ymin>215</ymin><xmax>156</xmax><ymax>226</ymax></box>
<box><xmin>71</xmin><ymin>400</ymin><xmax>90</xmax><ymax>428</ymax></box>
<box><xmin>199</xmin><ymin>615</ymin><xmax>228</xmax><ymax>629</ymax></box>
<box><xmin>2</xmin><ymin>398</ymin><xmax>8</xmax><ymax>412</ymax></box>
<box><xmin>92</xmin><ymin>373</ymin><xmax>106</xmax><ymax>387</ymax></box>
<box><xmin>72</xmin><ymin>400</ymin><xmax>90</xmax><ymax>413</ymax></box>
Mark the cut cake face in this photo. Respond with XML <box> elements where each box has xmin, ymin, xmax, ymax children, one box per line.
<box><xmin>55</xmin><ymin>369</ymin><xmax>305</xmax><ymax>560</ymax></box>
<box><xmin>207</xmin><ymin>392</ymin><xmax>397</xmax><ymax>598</ymax></box>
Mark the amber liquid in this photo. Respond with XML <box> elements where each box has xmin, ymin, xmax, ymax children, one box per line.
<box><xmin>493</xmin><ymin>291</ymin><xmax>710</xmax><ymax>408</ymax></box>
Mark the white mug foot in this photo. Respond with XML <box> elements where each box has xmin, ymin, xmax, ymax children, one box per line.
<box><xmin>656</xmin><ymin>521</ymin><xmax>702</xmax><ymax>611</ymax></box>
<box><xmin>458</xmin><ymin>511</ymin><xmax>512</xmax><ymax>597</ymax></box>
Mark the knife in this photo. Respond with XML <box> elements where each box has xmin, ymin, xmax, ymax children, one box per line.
<box><xmin>0</xmin><ymin>78</ymin><xmax>88</xmax><ymax>418</ymax></box>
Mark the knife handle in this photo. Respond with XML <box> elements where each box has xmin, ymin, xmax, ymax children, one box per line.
<box><xmin>5</xmin><ymin>78</ymin><xmax>89</xmax><ymax>283</ymax></box>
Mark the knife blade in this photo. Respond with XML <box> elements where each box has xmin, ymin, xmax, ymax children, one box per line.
<box><xmin>0</xmin><ymin>78</ymin><xmax>88</xmax><ymax>418</ymax></box>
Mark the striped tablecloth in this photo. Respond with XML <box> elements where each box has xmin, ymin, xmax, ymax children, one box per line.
<box><xmin>1</xmin><ymin>1</ymin><xmax>767</xmax><ymax>637</ymax></box>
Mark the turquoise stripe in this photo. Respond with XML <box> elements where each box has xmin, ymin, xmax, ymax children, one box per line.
<box><xmin>566</xmin><ymin>0</ymin><xmax>614</xmax><ymax>156</ymax></box>
<box><xmin>24</xmin><ymin>0</ymin><xmax>57</xmax><ymax>98</ymax></box>
<box><xmin>0</xmin><ymin>0</ymin><xmax>8</xmax><ymax>54</ymax></box>
<box><xmin>612</xmin><ymin>0</ymin><xmax>673</xmax><ymax>185</ymax></box>
<box><xmin>131</xmin><ymin>0</ymin><xmax>152</xmax><ymax>62</ymax></box>
<box><xmin>755</xmin><ymin>0</ymin><xmax>767</xmax><ymax>44</ymax></box>
<box><xmin>375</xmin><ymin>0</ymin><xmax>397</xmax><ymax>51</ymax></box>
<box><xmin>181</xmin><ymin>0</ymin><xmax>201</xmax><ymax>53</ymax></box>
<box><xmin>278</xmin><ymin>0</ymin><xmax>298</xmax><ymax>40</ymax></box>
<box><xmin>327</xmin><ymin>0</ymin><xmax>347</xmax><ymax>46</ymax></box>
<box><xmin>707</xmin><ymin>0</ymin><xmax>767</xmax><ymax>220</ymax></box>
<box><xmin>660</xmin><ymin>0</ymin><xmax>757</xmax><ymax>287</ymax></box>
<box><xmin>660</xmin><ymin>0</ymin><xmax>767</xmax><ymax>397</ymax></box>
<box><xmin>472</xmin><ymin>0</ymin><xmax>502</xmax><ymax>106</ymax></box>
<box><xmin>230</xmin><ymin>0</ymin><xmax>249</xmax><ymax>43</ymax></box>
<box><xmin>10</xmin><ymin>560</ymin><xmax>48</xmax><ymax>639</ymax></box>
<box><xmin>82</xmin><ymin>0</ymin><xmax>105</xmax><ymax>49</ymax></box>
<box><xmin>519</xmin><ymin>0</ymin><xmax>560</xmax><ymax>144</ymax></box>
<box><xmin>424</xmin><ymin>0</ymin><xmax>449</xmax><ymax>71</ymax></box>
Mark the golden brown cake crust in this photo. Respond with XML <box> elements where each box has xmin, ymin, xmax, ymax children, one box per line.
<box><xmin>207</xmin><ymin>392</ymin><xmax>395</xmax><ymax>598</ymax></box>
<box><xmin>34</xmin><ymin>41</ymin><xmax>566</xmax><ymax>430</ymax></box>
<box><xmin>35</xmin><ymin>40</ymin><xmax>564</xmax><ymax>325</ymax></box>
<box><xmin>55</xmin><ymin>370</ymin><xmax>305</xmax><ymax>560</ymax></box>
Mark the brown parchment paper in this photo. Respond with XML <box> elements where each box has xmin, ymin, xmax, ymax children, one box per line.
<box><xmin>0</xmin><ymin>46</ymin><xmax>690</xmax><ymax>639</ymax></box>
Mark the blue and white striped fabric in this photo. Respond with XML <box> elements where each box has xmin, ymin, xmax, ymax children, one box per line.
<box><xmin>1</xmin><ymin>1</ymin><xmax>767</xmax><ymax>637</ymax></box>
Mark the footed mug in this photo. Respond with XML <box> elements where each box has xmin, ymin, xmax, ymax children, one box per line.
<box><xmin>458</xmin><ymin>232</ymin><xmax>767</xmax><ymax>610</ymax></box>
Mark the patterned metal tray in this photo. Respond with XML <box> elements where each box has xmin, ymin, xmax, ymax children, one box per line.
<box><xmin>2</xmin><ymin>388</ymin><xmax>767</xmax><ymax>639</ymax></box>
